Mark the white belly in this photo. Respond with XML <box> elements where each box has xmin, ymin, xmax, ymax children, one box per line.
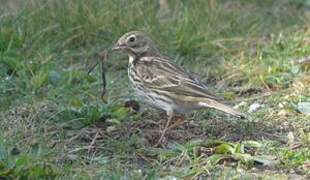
<box><xmin>134</xmin><ymin>88</ymin><xmax>174</xmax><ymax>111</ymax></box>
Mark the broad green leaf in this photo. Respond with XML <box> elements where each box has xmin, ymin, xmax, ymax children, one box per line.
<box><xmin>243</xmin><ymin>140</ymin><xmax>262</xmax><ymax>148</ymax></box>
<box><xmin>297</xmin><ymin>102</ymin><xmax>310</xmax><ymax>115</ymax></box>
<box><xmin>234</xmin><ymin>143</ymin><xmax>244</xmax><ymax>154</ymax></box>
<box><xmin>215</xmin><ymin>143</ymin><xmax>234</xmax><ymax>154</ymax></box>
<box><xmin>207</xmin><ymin>154</ymin><xmax>229</xmax><ymax>166</ymax></box>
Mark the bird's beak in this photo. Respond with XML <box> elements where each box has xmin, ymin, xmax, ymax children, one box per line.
<box><xmin>112</xmin><ymin>44</ymin><xmax>121</xmax><ymax>51</ymax></box>
<box><xmin>112</xmin><ymin>42</ymin><xmax>125</xmax><ymax>51</ymax></box>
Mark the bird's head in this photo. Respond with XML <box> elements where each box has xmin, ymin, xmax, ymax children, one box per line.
<box><xmin>112</xmin><ymin>31</ymin><xmax>159</xmax><ymax>57</ymax></box>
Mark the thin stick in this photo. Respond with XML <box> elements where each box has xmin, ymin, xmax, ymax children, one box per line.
<box><xmin>87</xmin><ymin>61</ymin><xmax>100</xmax><ymax>74</ymax></box>
<box><xmin>87</xmin><ymin>131</ymin><xmax>100</xmax><ymax>155</ymax></box>
<box><xmin>99</xmin><ymin>50</ymin><xmax>108</xmax><ymax>103</ymax></box>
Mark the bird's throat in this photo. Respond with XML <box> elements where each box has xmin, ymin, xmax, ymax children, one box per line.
<box><xmin>128</xmin><ymin>55</ymin><xmax>135</xmax><ymax>64</ymax></box>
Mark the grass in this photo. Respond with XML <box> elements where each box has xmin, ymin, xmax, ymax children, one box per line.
<box><xmin>0</xmin><ymin>0</ymin><xmax>310</xmax><ymax>179</ymax></box>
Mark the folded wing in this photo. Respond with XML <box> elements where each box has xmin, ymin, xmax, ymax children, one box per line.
<box><xmin>135</xmin><ymin>56</ymin><xmax>222</xmax><ymax>101</ymax></box>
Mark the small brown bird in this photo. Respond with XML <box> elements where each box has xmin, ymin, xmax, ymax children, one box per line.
<box><xmin>112</xmin><ymin>31</ymin><xmax>245</xmax><ymax>144</ymax></box>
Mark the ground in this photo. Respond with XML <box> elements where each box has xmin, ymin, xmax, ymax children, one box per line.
<box><xmin>0</xmin><ymin>0</ymin><xmax>309</xmax><ymax>179</ymax></box>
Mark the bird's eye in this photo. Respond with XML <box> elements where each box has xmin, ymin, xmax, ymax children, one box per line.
<box><xmin>128</xmin><ymin>36</ymin><xmax>136</xmax><ymax>42</ymax></box>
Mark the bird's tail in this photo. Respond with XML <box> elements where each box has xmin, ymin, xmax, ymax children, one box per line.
<box><xmin>199</xmin><ymin>99</ymin><xmax>245</xmax><ymax>118</ymax></box>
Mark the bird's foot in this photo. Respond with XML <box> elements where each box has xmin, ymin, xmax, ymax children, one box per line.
<box><xmin>154</xmin><ymin>125</ymin><xmax>169</xmax><ymax>147</ymax></box>
<box><xmin>168</xmin><ymin>115</ymin><xmax>185</xmax><ymax>130</ymax></box>
<box><xmin>154</xmin><ymin>115</ymin><xmax>185</xmax><ymax>147</ymax></box>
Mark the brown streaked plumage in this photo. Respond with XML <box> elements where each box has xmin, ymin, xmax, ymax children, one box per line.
<box><xmin>112</xmin><ymin>31</ymin><xmax>245</xmax><ymax>144</ymax></box>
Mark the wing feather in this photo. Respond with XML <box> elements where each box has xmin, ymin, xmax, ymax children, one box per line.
<box><xmin>135</xmin><ymin>56</ymin><xmax>222</xmax><ymax>101</ymax></box>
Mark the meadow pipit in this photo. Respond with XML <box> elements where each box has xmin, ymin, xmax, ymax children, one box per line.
<box><xmin>112</xmin><ymin>31</ymin><xmax>245</xmax><ymax>145</ymax></box>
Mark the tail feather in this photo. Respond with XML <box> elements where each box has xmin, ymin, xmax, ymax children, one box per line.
<box><xmin>199</xmin><ymin>99</ymin><xmax>245</xmax><ymax>118</ymax></box>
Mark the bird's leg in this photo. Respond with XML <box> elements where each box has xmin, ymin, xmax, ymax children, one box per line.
<box><xmin>168</xmin><ymin>115</ymin><xmax>185</xmax><ymax>130</ymax></box>
<box><xmin>155</xmin><ymin>110</ymin><xmax>173</xmax><ymax>147</ymax></box>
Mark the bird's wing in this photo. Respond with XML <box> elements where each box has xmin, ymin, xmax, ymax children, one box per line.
<box><xmin>135</xmin><ymin>56</ymin><xmax>222</xmax><ymax>101</ymax></box>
